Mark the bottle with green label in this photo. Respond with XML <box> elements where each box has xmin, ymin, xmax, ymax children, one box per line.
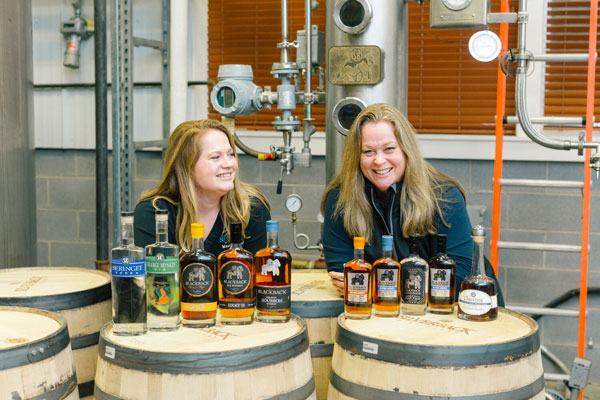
<box><xmin>145</xmin><ymin>209</ymin><xmax>180</xmax><ymax>331</ymax></box>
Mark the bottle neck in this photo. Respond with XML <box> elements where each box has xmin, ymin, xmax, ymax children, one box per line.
<box><xmin>471</xmin><ymin>237</ymin><xmax>487</xmax><ymax>277</ymax></box>
<box><xmin>409</xmin><ymin>243</ymin><xmax>419</xmax><ymax>258</ymax></box>
<box><xmin>267</xmin><ymin>231</ymin><xmax>279</xmax><ymax>247</ymax></box>
<box><xmin>121</xmin><ymin>221</ymin><xmax>134</xmax><ymax>247</ymax></box>
<box><xmin>155</xmin><ymin>218</ymin><xmax>168</xmax><ymax>244</ymax></box>
<box><xmin>382</xmin><ymin>249</ymin><xmax>393</xmax><ymax>259</ymax></box>
<box><xmin>191</xmin><ymin>236</ymin><xmax>205</xmax><ymax>251</ymax></box>
<box><xmin>354</xmin><ymin>247</ymin><xmax>364</xmax><ymax>260</ymax></box>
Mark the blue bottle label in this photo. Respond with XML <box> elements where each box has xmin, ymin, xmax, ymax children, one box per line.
<box><xmin>111</xmin><ymin>258</ymin><xmax>146</xmax><ymax>277</ymax></box>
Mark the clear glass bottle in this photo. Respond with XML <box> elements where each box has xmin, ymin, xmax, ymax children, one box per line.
<box><xmin>180</xmin><ymin>223</ymin><xmax>217</xmax><ymax>327</ymax></box>
<box><xmin>218</xmin><ymin>222</ymin><xmax>255</xmax><ymax>325</ymax></box>
<box><xmin>255</xmin><ymin>220</ymin><xmax>292</xmax><ymax>323</ymax></box>
<box><xmin>428</xmin><ymin>234</ymin><xmax>456</xmax><ymax>314</ymax></box>
<box><xmin>344</xmin><ymin>237</ymin><xmax>372</xmax><ymax>319</ymax></box>
<box><xmin>145</xmin><ymin>209</ymin><xmax>180</xmax><ymax>331</ymax></box>
<box><xmin>458</xmin><ymin>225</ymin><xmax>498</xmax><ymax>321</ymax></box>
<box><xmin>373</xmin><ymin>235</ymin><xmax>400</xmax><ymax>317</ymax></box>
<box><xmin>400</xmin><ymin>234</ymin><xmax>428</xmax><ymax>316</ymax></box>
<box><xmin>111</xmin><ymin>211</ymin><xmax>147</xmax><ymax>335</ymax></box>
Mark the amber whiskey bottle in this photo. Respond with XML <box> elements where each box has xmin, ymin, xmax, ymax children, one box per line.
<box><xmin>255</xmin><ymin>220</ymin><xmax>291</xmax><ymax>323</ymax></box>
<box><xmin>400</xmin><ymin>235</ymin><xmax>428</xmax><ymax>316</ymax></box>
<box><xmin>344</xmin><ymin>237</ymin><xmax>372</xmax><ymax>319</ymax></box>
<box><xmin>427</xmin><ymin>234</ymin><xmax>456</xmax><ymax>314</ymax></box>
<box><xmin>218</xmin><ymin>222</ymin><xmax>255</xmax><ymax>325</ymax></box>
<box><xmin>373</xmin><ymin>235</ymin><xmax>400</xmax><ymax>317</ymax></box>
<box><xmin>457</xmin><ymin>225</ymin><xmax>498</xmax><ymax>321</ymax></box>
<box><xmin>179</xmin><ymin>223</ymin><xmax>217</xmax><ymax>327</ymax></box>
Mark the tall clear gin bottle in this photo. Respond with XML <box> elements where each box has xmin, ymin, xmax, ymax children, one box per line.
<box><xmin>145</xmin><ymin>209</ymin><xmax>180</xmax><ymax>331</ymax></box>
<box><xmin>111</xmin><ymin>211</ymin><xmax>147</xmax><ymax>335</ymax></box>
<box><xmin>458</xmin><ymin>225</ymin><xmax>498</xmax><ymax>321</ymax></box>
<box><xmin>400</xmin><ymin>234</ymin><xmax>428</xmax><ymax>316</ymax></box>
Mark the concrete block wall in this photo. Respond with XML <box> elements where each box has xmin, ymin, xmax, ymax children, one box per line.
<box><xmin>34</xmin><ymin>149</ymin><xmax>600</xmax><ymax>382</ymax></box>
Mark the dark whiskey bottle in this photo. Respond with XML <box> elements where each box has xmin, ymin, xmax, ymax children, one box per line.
<box><xmin>373</xmin><ymin>235</ymin><xmax>400</xmax><ymax>317</ymax></box>
<box><xmin>400</xmin><ymin>234</ymin><xmax>428</xmax><ymax>316</ymax></box>
<box><xmin>457</xmin><ymin>225</ymin><xmax>498</xmax><ymax>321</ymax></box>
<box><xmin>180</xmin><ymin>223</ymin><xmax>217</xmax><ymax>327</ymax></box>
<box><xmin>344</xmin><ymin>237</ymin><xmax>372</xmax><ymax>319</ymax></box>
<box><xmin>218</xmin><ymin>222</ymin><xmax>255</xmax><ymax>325</ymax></box>
<box><xmin>255</xmin><ymin>220</ymin><xmax>292</xmax><ymax>323</ymax></box>
<box><xmin>427</xmin><ymin>234</ymin><xmax>456</xmax><ymax>314</ymax></box>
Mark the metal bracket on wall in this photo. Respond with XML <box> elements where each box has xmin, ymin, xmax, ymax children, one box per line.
<box><xmin>111</xmin><ymin>0</ymin><xmax>170</xmax><ymax>243</ymax></box>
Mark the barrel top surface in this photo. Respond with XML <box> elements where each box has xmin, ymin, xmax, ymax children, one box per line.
<box><xmin>0</xmin><ymin>267</ymin><xmax>110</xmax><ymax>298</ymax></box>
<box><xmin>0</xmin><ymin>309</ymin><xmax>61</xmax><ymax>350</ymax></box>
<box><xmin>103</xmin><ymin>314</ymin><xmax>305</xmax><ymax>354</ymax></box>
<box><xmin>291</xmin><ymin>269</ymin><xmax>342</xmax><ymax>302</ymax></box>
<box><xmin>342</xmin><ymin>308</ymin><xmax>537</xmax><ymax>346</ymax></box>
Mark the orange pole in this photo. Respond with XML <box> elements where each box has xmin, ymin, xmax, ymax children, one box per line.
<box><xmin>490</xmin><ymin>0</ymin><xmax>510</xmax><ymax>273</ymax></box>
<box><xmin>579</xmin><ymin>0</ymin><xmax>596</xmax><ymax>363</ymax></box>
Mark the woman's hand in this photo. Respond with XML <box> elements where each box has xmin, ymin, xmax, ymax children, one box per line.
<box><xmin>328</xmin><ymin>271</ymin><xmax>344</xmax><ymax>296</ymax></box>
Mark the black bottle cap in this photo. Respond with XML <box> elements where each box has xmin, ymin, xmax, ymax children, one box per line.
<box><xmin>436</xmin><ymin>234</ymin><xmax>447</xmax><ymax>253</ymax></box>
<box><xmin>408</xmin><ymin>234</ymin><xmax>420</xmax><ymax>255</ymax></box>
<box><xmin>230</xmin><ymin>222</ymin><xmax>242</xmax><ymax>244</ymax></box>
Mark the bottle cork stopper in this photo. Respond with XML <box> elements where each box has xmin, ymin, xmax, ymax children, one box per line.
<box><xmin>353</xmin><ymin>236</ymin><xmax>365</xmax><ymax>249</ymax></box>
<box><xmin>191</xmin><ymin>223</ymin><xmax>204</xmax><ymax>238</ymax></box>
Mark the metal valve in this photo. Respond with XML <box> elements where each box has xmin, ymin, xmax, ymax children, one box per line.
<box><xmin>60</xmin><ymin>1</ymin><xmax>94</xmax><ymax>69</ymax></box>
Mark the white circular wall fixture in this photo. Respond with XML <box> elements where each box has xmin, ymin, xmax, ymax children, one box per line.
<box><xmin>468</xmin><ymin>30</ymin><xmax>502</xmax><ymax>63</ymax></box>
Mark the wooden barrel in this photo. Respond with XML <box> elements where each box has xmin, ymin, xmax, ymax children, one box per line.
<box><xmin>0</xmin><ymin>306</ymin><xmax>79</xmax><ymax>399</ymax></box>
<box><xmin>94</xmin><ymin>315</ymin><xmax>316</xmax><ymax>399</ymax></box>
<box><xmin>0</xmin><ymin>267</ymin><xmax>111</xmax><ymax>397</ymax></box>
<box><xmin>328</xmin><ymin>308</ymin><xmax>545</xmax><ymax>399</ymax></box>
<box><xmin>291</xmin><ymin>269</ymin><xmax>344</xmax><ymax>400</ymax></box>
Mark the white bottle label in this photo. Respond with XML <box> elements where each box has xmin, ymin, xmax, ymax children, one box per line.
<box><xmin>458</xmin><ymin>289</ymin><xmax>492</xmax><ymax>315</ymax></box>
<box><xmin>347</xmin><ymin>272</ymin><xmax>369</xmax><ymax>304</ymax></box>
<box><xmin>491</xmin><ymin>294</ymin><xmax>498</xmax><ymax>308</ymax></box>
<box><xmin>430</xmin><ymin>268</ymin><xmax>451</xmax><ymax>298</ymax></box>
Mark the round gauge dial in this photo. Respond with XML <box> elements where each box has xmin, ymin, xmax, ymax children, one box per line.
<box><xmin>285</xmin><ymin>194</ymin><xmax>303</xmax><ymax>213</ymax></box>
<box><xmin>442</xmin><ymin>0</ymin><xmax>471</xmax><ymax>11</ymax></box>
<box><xmin>468</xmin><ymin>30</ymin><xmax>502</xmax><ymax>62</ymax></box>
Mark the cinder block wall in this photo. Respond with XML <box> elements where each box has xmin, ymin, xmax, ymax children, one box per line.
<box><xmin>35</xmin><ymin>149</ymin><xmax>600</xmax><ymax>381</ymax></box>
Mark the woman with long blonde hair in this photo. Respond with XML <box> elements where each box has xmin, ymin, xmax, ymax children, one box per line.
<box><xmin>321</xmin><ymin>104</ymin><xmax>503</xmax><ymax>304</ymax></box>
<box><xmin>134</xmin><ymin>119</ymin><xmax>270</xmax><ymax>255</ymax></box>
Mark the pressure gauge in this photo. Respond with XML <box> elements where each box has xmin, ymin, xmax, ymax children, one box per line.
<box><xmin>285</xmin><ymin>194</ymin><xmax>303</xmax><ymax>213</ymax></box>
<box><xmin>468</xmin><ymin>30</ymin><xmax>502</xmax><ymax>62</ymax></box>
<box><xmin>442</xmin><ymin>0</ymin><xmax>471</xmax><ymax>11</ymax></box>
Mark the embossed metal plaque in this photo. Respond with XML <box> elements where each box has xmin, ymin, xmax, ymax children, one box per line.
<box><xmin>328</xmin><ymin>46</ymin><xmax>381</xmax><ymax>85</ymax></box>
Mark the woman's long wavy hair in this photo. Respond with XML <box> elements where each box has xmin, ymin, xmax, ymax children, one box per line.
<box><xmin>139</xmin><ymin>119</ymin><xmax>270</xmax><ymax>251</ymax></box>
<box><xmin>321</xmin><ymin>103</ymin><xmax>466</xmax><ymax>242</ymax></box>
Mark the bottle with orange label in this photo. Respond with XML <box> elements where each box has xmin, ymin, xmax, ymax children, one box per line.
<box><xmin>343</xmin><ymin>236</ymin><xmax>372</xmax><ymax>319</ymax></box>
<box><xmin>218</xmin><ymin>222</ymin><xmax>255</xmax><ymax>325</ymax></box>
<box><xmin>179</xmin><ymin>223</ymin><xmax>217</xmax><ymax>327</ymax></box>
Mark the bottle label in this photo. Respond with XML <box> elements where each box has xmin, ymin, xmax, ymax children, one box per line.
<box><xmin>347</xmin><ymin>272</ymin><xmax>369</xmax><ymax>304</ymax></box>
<box><xmin>401</xmin><ymin>268</ymin><xmax>426</xmax><ymax>304</ymax></box>
<box><xmin>376</xmin><ymin>268</ymin><xmax>398</xmax><ymax>298</ymax></box>
<box><xmin>146</xmin><ymin>255</ymin><xmax>179</xmax><ymax>274</ymax></box>
<box><xmin>181</xmin><ymin>263</ymin><xmax>214</xmax><ymax>297</ymax></box>
<box><xmin>181</xmin><ymin>302</ymin><xmax>217</xmax><ymax>312</ymax></box>
<box><xmin>256</xmin><ymin>285</ymin><xmax>291</xmax><ymax>311</ymax></box>
<box><xmin>146</xmin><ymin>274</ymin><xmax>179</xmax><ymax>315</ymax></box>
<box><xmin>491</xmin><ymin>294</ymin><xmax>498</xmax><ymax>308</ymax></box>
<box><xmin>219</xmin><ymin>300</ymin><xmax>256</xmax><ymax>309</ymax></box>
<box><xmin>111</xmin><ymin>258</ymin><xmax>145</xmax><ymax>277</ymax></box>
<box><xmin>219</xmin><ymin>261</ymin><xmax>252</xmax><ymax>295</ymax></box>
<box><xmin>430</xmin><ymin>268</ymin><xmax>451</xmax><ymax>298</ymax></box>
<box><xmin>458</xmin><ymin>289</ymin><xmax>492</xmax><ymax>315</ymax></box>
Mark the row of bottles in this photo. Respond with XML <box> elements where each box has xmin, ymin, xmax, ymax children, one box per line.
<box><xmin>343</xmin><ymin>226</ymin><xmax>498</xmax><ymax>322</ymax></box>
<box><xmin>110</xmin><ymin>210</ymin><xmax>291</xmax><ymax>336</ymax></box>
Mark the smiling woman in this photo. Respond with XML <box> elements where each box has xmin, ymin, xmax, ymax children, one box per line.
<box><xmin>320</xmin><ymin>103</ymin><xmax>502</xmax><ymax>301</ymax></box>
<box><xmin>133</xmin><ymin>119</ymin><xmax>271</xmax><ymax>257</ymax></box>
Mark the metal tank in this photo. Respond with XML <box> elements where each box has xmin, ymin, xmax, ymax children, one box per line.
<box><xmin>325</xmin><ymin>0</ymin><xmax>408</xmax><ymax>182</ymax></box>
<box><xmin>0</xmin><ymin>0</ymin><xmax>37</xmax><ymax>268</ymax></box>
